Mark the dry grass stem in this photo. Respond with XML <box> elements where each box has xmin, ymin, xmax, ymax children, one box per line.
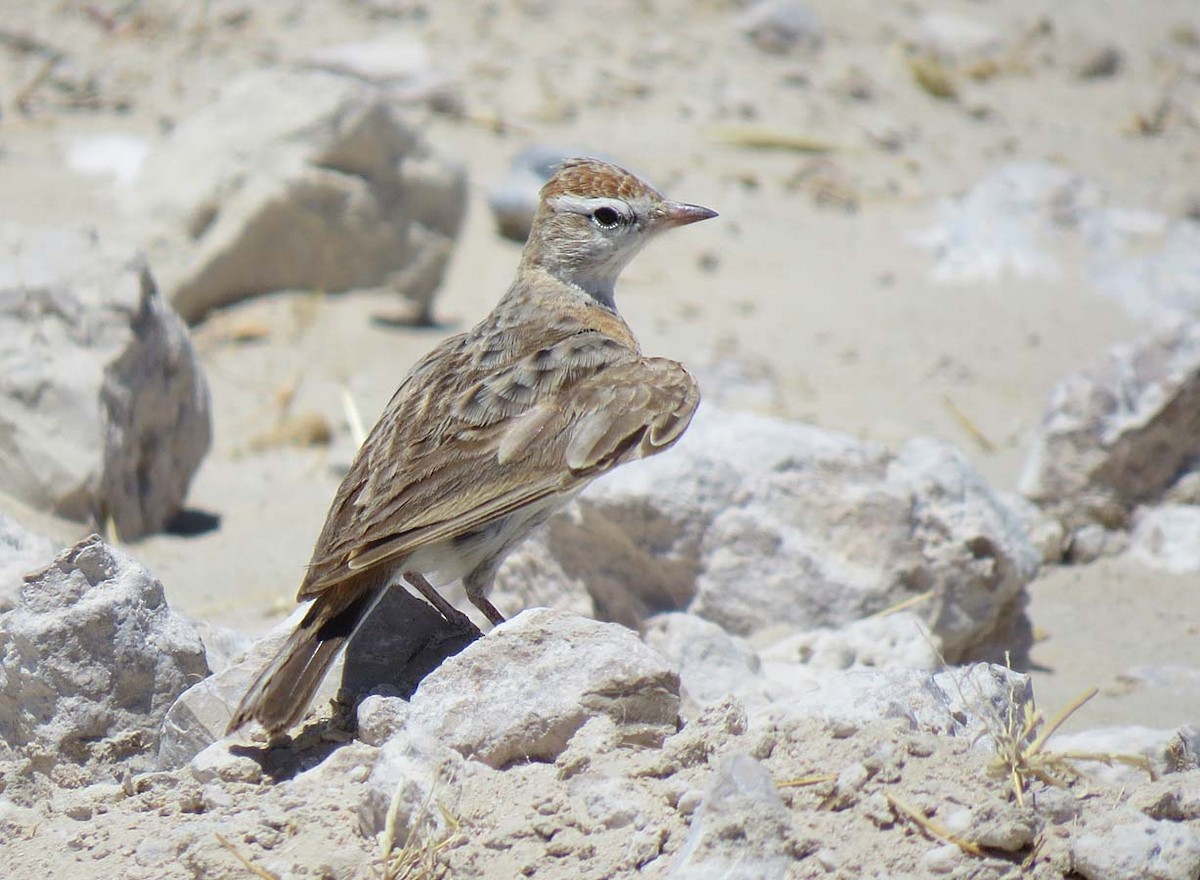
<box><xmin>378</xmin><ymin>783</ymin><xmax>459</xmax><ymax>880</ymax></box>
<box><xmin>868</xmin><ymin>589</ymin><xmax>935</xmax><ymax>619</ymax></box>
<box><xmin>908</xmin><ymin>54</ymin><xmax>958</xmax><ymax>100</ymax></box>
<box><xmin>942</xmin><ymin>395</ymin><xmax>997</xmax><ymax>453</ymax></box>
<box><xmin>712</xmin><ymin>124</ymin><xmax>841</xmax><ymax>154</ymax></box>
<box><xmin>987</xmin><ymin>682</ymin><xmax>1154</xmax><ymax>804</ymax></box>
<box><xmin>778</xmin><ymin>773</ymin><xmax>840</xmax><ymax>788</ymax></box>
<box><xmin>887</xmin><ymin>795</ymin><xmax>985</xmax><ymax>856</ymax></box>
<box><xmin>215</xmin><ymin>833</ymin><xmax>282</xmax><ymax>880</ymax></box>
<box><xmin>341</xmin><ymin>386</ymin><xmax>367</xmax><ymax>448</ymax></box>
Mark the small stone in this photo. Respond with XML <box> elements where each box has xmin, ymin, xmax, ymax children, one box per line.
<box><xmin>738</xmin><ymin>1</ymin><xmax>823</xmax><ymax>55</ymax></box>
<box><xmin>1129</xmin><ymin>505</ymin><xmax>1200</xmax><ymax>573</ymax></box>
<box><xmin>1074</xmin><ymin>44</ymin><xmax>1123</xmax><ymax>79</ymax></box>
<box><xmin>356</xmin><ymin>695</ymin><xmax>412</xmax><ymax>746</ymax></box>
<box><xmin>190</xmin><ymin>741</ymin><xmax>263</xmax><ymax>784</ymax></box>
<box><xmin>201</xmin><ymin>782</ymin><xmax>235</xmax><ymax>811</ymax></box>
<box><xmin>1021</xmin><ymin>322</ymin><xmax>1200</xmax><ymax>531</ymax></box>
<box><xmin>676</xmin><ymin>789</ymin><xmax>703</xmax><ymax>817</ymax></box>
<box><xmin>409</xmin><ymin>609</ymin><xmax>679</xmax><ymax>768</ymax></box>
<box><xmin>668</xmin><ymin>754</ymin><xmax>795</xmax><ymax>879</ymax></box>
<box><xmin>1065</xmin><ymin>523</ymin><xmax>1124</xmax><ymax>563</ymax></box>
<box><xmin>918</xmin><ymin>13</ymin><xmax>1005</xmax><ymax>64</ymax></box>
<box><xmin>356</xmin><ymin>730</ymin><xmax>463</xmax><ymax>840</ymax></box>
<box><xmin>1071</xmin><ymin>809</ymin><xmax>1200</xmax><ymax>880</ymax></box>
<box><xmin>922</xmin><ymin>843</ymin><xmax>962</xmax><ymax>874</ymax></box>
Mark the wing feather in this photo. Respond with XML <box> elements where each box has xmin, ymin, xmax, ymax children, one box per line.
<box><xmin>298</xmin><ymin>327</ymin><xmax>699</xmax><ymax>599</ymax></box>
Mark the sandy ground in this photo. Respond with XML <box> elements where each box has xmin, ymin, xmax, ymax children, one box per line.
<box><xmin>2</xmin><ymin>0</ymin><xmax>1198</xmax><ymax>759</ymax></box>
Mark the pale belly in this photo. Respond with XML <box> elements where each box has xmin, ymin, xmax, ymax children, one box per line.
<box><xmin>400</xmin><ymin>486</ymin><xmax>584</xmax><ymax>590</ymax></box>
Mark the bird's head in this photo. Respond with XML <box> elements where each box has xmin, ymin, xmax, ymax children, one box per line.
<box><xmin>521</xmin><ymin>158</ymin><xmax>717</xmax><ymax>310</ymax></box>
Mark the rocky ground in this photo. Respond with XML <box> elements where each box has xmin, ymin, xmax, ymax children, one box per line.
<box><xmin>2</xmin><ymin>1</ymin><xmax>1200</xmax><ymax>878</ymax></box>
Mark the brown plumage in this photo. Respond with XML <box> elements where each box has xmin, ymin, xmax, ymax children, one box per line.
<box><xmin>227</xmin><ymin>158</ymin><xmax>716</xmax><ymax>736</ymax></box>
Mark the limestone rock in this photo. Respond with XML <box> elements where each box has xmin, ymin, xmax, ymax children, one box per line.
<box><xmin>0</xmin><ymin>226</ymin><xmax>211</xmax><ymax>539</ymax></box>
<box><xmin>738</xmin><ymin>1</ymin><xmax>823</xmax><ymax>55</ymax></box>
<box><xmin>1070</xmin><ymin>808</ymin><xmax>1200</xmax><ymax>880</ymax></box>
<box><xmin>759</xmin><ymin>662</ymin><xmax>1033</xmax><ymax>743</ymax></box>
<box><xmin>917</xmin><ymin>13</ymin><xmax>1005</xmax><ymax>64</ymax></box>
<box><xmin>1049</xmin><ymin>725</ymin><xmax>1200</xmax><ymax>789</ymax></box>
<box><xmin>129</xmin><ymin>68</ymin><xmax>467</xmax><ymax>323</ymax></box>
<box><xmin>642</xmin><ymin>612</ymin><xmax>765</xmax><ymax>714</ymax></box>
<box><xmin>1020</xmin><ymin>321</ymin><xmax>1200</xmax><ymax>531</ymax></box>
<box><xmin>408</xmin><ymin>608</ymin><xmax>680</xmax><ymax>768</ymax></box>
<box><xmin>1129</xmin><ymin>504</ymin><xmax>1200</xmax><ymax>573</ymax></box>
<box><xmin>299</xmin><ymin>33</ymin><xmax>460</xmax><ymax>111</ymax></box>
<box><xmin>668</xmin><ymin>754</ymin><xmax>797</xmax><ymax>879</ymax></box>
<box><xmin>762</xmin><ymin>611</ymin><xmax>941</xmax><ymax>671</ymax></box>
<box><xmin>0</xmin><ymin>536</ymin><xmax>209</xmax><ymax>774</ymax></box>
<box><xmin>503</xmin><ymin>406</ymin><xmax>1038</xmax><ymax>662</ymax></box>
<box><xmin>357</xmin><ymin>727</ymin><xmax>464</xmax><ymax>841</ymax></box>
<box><xmin>0</xmin><ymin>512</ymin><xmax>57</xmax><ymax>613</ymax></box>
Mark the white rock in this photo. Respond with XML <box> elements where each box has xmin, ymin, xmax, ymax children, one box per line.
<box><xmin>1128</xmin><ymin>775</ymin><xmax>1200</xmax><ymax>821</ymax></box>
<box><xmin>652</xmin><ymin>408</ymin><xmax>1036</xmax><ymax>657</ymax></box>
<box><xmin>1130</xmin><ymin>505</ymin><xmax>1200</xmax><ymax>572</ymax></box>
<box><xmin>490</xmin><ymin>535</ymin><xmax>595</xmax><ymax>621</ymax></box>
<box><xmin>551</xmin><ymin>406</ymin><xmax>1036</xmax><ymax>661</ymax></box>
<box><xmin>0</xmin><ymin>511</ymin><xmax>57</xmax><ymax>612</ymax></box>
<box><xmin>1020</xmin><ymin>321</ymin><xmax>1200</xmax><ymax>530</ymax></box>
<box><xmin>921</xmin><ymin>843</ymin><xmax>962</xmax><ymax>874</ymax></box>
<box><xmin>62</xmin><ymin>132</ymin><xmax>150</xmax><ymax>186</ymax></box>
<box><xmin>642</xmin><ymin>612</ymin><xmax>766</xmax><ymax>714</ymax></box>
<box><xmin>129</xmin><ymin>68</ymin><xmax>466</xmax><ymax>323</ymax></box>
<box><xmin>408</xmin><ymin>608</ymin><xmax>680</xmax><ymax>768</ymax></box>
<box><xmin>1085</xmin><ymin>213</ymin><xmax>1200</xmax><ymax>322</ymax></box>
<box><xmin>913</xmin><ymin>163</ymin><xmax>1100</xmax><ymax>284</ymax></box>
<box><xmin>738</xmin><ymin>1</ymin><xmax>823</xmax><ymax>55</ymax></box>
<box><xmin>1071</xmin><ymin>808</ymin><xmax>1200</xmax><ymax>880</ymax></box>
<box><xmin>189</xmin><ymin>619</ymin><xmax>254</xmax><ymax>676</ymax></box>
<box><xmin>668</xmin><ymin>754</ymin><xmax>794</xmax><ymax>879</ymax></box>
<box><xmin>357</xmin><ymin>727</ymin><xmax>464</xmax><ymax>841</ymax></box>
<box><xmin>356</xmin><ymin>694</ymin><xmax>411</xmax><ymax>747</ymax></box>
<box><xmin>759</xmin><ymin>662</ymin><xmax>1032</xmax><ymax>743</ymax></box>
<box><xmin>1049</xmin><ymin>725</ymin><xmax>1200</xmax><ymax>789</ymax></box>
<box><xmin>0</xmin><ymin>225</ymin><xmax>211</xmax><ymax>539</ymax></box>
<box><xmin>1065</xmin><ymin>522</ymin><xmax>1126</xmax><ymax>563</ymax></box>
<box><xmin>190</xmin><ymin>739</ymin><xmax>263</xmax><ymax>784</ymax></box>
<box><xmin>762</xmin><ymin>612</ymin><xmax>940</xmax><ymax>671</ymax></box>
<box><xmin>0</xmin><ymin>536</ymin><xmax>209</xmax><ymax>773</ymax></box>
<box><xmin>1000</xmin><ymin>490</ymin><xmax>1067</xmax><ymax>563</ymax></box>
<box><xmin>918</xmin><ymin>14</ymin><xmax>1004</xmax><ymax>63</ymax></box>
<box><xmin>570</xmin><ymin>775</ymin><xmax>660</xmax><ymax>830</ymax></box>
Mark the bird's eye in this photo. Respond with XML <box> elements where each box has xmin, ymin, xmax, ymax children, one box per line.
<box><xmin>592</xmin><ymin>206</ymin><xmax>623</xmax><ymax>228</ymax></box>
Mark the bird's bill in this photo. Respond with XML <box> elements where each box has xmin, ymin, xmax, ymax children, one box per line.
<box><xmin>663</xmin><ymin>201</ymin><xmax>718</xmax><ymax>227</ymax></box>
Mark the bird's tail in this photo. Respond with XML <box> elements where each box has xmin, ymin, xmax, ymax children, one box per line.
<box><xmin>226</xmin><ymin>581</ymin><xmax>386</xmax><ymax>737</ymax></box>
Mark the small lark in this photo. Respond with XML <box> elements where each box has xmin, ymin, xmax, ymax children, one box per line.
<box><xmin>229</xmin><ymin>158</ymin><xmax>716</xmax><ymax>735</ymax></box>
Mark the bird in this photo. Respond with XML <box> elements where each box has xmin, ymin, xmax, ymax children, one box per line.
<box><xmin>227</xmin><ymin>157</ymin><xmax>717</xmax><ymax>736</ymax></box>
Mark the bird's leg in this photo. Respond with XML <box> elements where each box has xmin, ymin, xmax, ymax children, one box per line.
<box><xmin>404</xmin><ymin>572</ymin><xmax>476</xmax><ymax>631</ymax></box>
<box><xmin>464</xmin><ymin>569</ymin><xmax>507</xmax><ymax>626</ymax></box>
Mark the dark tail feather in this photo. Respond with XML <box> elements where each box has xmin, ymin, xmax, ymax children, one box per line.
<box><xmin>226</xmin><ymin>583</ymin><xmax>386</xmax><ymax>736</ymax></box>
